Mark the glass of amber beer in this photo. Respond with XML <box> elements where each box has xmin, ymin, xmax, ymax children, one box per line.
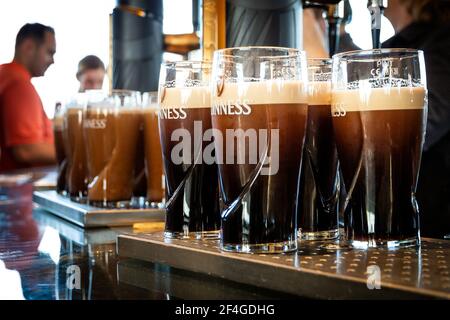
<box><xmin>142</xmin><ymin>92</ymin><xmax>165</xmax><ymax>207</ymax></box>
<box><xmin>64</xmin><ymin>93</ymin><xmax>88</xmax><ymax>202</ymax></box>
<box><xmin>54</xmin><ymin>103</ymin><xmax>68</xmax><ymax>195</ymax></box>
<box><xmin>211</xmin><ymin>47</ymin><xmax>308</xmax><ymax>253</ymax></box>
<box><xmin>332</xmin><ymin>49</ymin><xmax>427</xmax><ymax>249</ymax></box>
<box><xmin>84</xmin><ymin>90</ymin><xmax>142</xmax><ymax>208</ymax></box>
<box><xmin>158</xmin><ymin>61</ymin><xmax>220</xmax><ymax>239</ymax></box>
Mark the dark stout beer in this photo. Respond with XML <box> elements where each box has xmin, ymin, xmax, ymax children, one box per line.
<box><xmin>332</xmin><ymin>87</ymin><xmax>426</xmax><ymax>246</ymax></box>
<box><xmin>298</xmin><ymin>81</ymin><xmax>339</xmax><ymax>240</ymax></box>
<box><xmin>212</xmin><ymin>81</ymin><xmax>308</xmax><ymax>251</ymax></box>
<box><xmin>159</xmin><ymin>87</ymin><xmax>220</xmax><ymax>238</ymax></box>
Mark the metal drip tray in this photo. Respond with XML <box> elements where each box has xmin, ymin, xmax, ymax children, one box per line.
<box><xmin>117</xmin><ymin>232</ymin><xmax>450</xmax><ymax>299</ymax></box>
<box><xmin>33</xmin><ymin>190</ymin><xmax>165</xmax><ymax>228</ymax></box>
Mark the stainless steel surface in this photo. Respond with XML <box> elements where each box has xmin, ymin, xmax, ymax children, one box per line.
<box><xmin>33</xmin><ymin>190</ymin><xmax>165</xmax><ymax>228</ymax></box>
<box><xmin>32</xmin><ymin>208</ymin><xmax>133</xmax><ymax>245</ymax></box>
<box><xmin>117</xmin><ymin>259</ymin><xmax>297</xmax><ymax>299</ymax></box>
<box><xmin>118</xmin><ymin>232</ymin><xmax>450</xmax><ymax>299</ymax></box>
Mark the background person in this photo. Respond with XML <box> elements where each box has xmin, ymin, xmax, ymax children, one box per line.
<box><xmin>382</xmin><ymin>0</ymin><xmax>450</xmax><ymax>238</ymax></box>
<box><xmin>76</xmin><ymin>55</ymin><xmax>106</xmax><ymax>92</ymax></box>
<box><xmin>0</xmin><ymin>23</ymin><xmax>57</xmax><ymax>172</ymax></box>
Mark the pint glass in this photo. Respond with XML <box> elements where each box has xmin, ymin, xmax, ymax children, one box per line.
<box><xmin>332</xmin><ymin>49</ymin><xmax>427</xmax><ymax>248</ymax></box>
<box><xmin>211</xmin><ymin>47</ymin><xmax>308</xmax><ymax>253</ymax></box>
<box><xmin>158</xmin><ymin>61</ymin><xmax>221</xmax><ymax>239</ymax></box>
<box><xmin>64</xmin><ymin>94</ymin><xmax>88</xmax><ymax>202</ymax></box>
<box><xmin>84</xmin><ymin>90</ymin><xmax>142</xmax><ymax>207</ymax></box>
<box><xmin>298</xmin><ymin>59</ymin><xmax>339</xmax><ymax>241</ymax></box>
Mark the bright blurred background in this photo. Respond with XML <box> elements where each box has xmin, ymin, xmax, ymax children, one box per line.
<box><xmin>0</xmin><ymin>0</ymin><xmax>393</xmax><ymax>118</ymax></box>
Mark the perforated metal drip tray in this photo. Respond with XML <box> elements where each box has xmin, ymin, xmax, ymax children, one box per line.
<box><xmin>117</xmin><ymin>233</ymin><xmax>450</xmax><ymax>299</ymax></box>
<box><xmin>33</xmin><ymin>190</ymin><xmax>165</xmax><ymax>228</ymax></box>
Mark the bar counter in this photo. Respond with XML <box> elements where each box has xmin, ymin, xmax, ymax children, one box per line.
<box><xmin>1</xmin><ymin>181</ymin><xmax>449</xmax><ymax>300</ymax></box>
<box><xmin>0</xmin><ymin>182</ymin><xmax>294</xmax><ymax>300</ymax></box>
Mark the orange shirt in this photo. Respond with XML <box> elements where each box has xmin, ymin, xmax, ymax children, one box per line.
<box><xmin>0</xmin><ymin>61</ymin><xmax>53</xmax><ymax>172</ymax></box>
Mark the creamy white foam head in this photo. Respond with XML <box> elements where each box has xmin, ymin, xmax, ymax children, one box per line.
<box><xmin>332</xmin><ymin>87</ymin><xmax>426</xmax><ymax>112</ymax></box>
<box><xmin>308</xmin><ymin>81</ymin><xmax>331</xmax><ymax>105</ymax></box>
<box><xmin>118</xmin><ymin>108</ymin><xmax>142</xmax><ymax>115</ymax></box>
<box><xmin>160</xmin><ymin>86</ymin><xmax>211</xmax><ymax>108</ymax></box>
<box><xmin>212</xmin><ymin>80</ymin><xmax>307</xmax><ymax>105</ymax></box>
<box><xmin>144</xmin><ymin>103</ymin><xmax>158</xmax><ymax>110</ymax></box>
<box><xmin>67</xmin><ymin>107</ymin><xmax>84</xmax><ymax>115</ymax></box>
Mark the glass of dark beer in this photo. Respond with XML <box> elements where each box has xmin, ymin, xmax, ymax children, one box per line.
<box><xmin>158</xmin><ymin>61</ymin><xmax>220</xmax><ymax>239</ymax></box>
<box><xmin>64</xmin><ymin>94</ymin><xmax>88</xmax><ymax>202</ymax></box>
<box><xmin>298</xmin><ymin>59</ymin><xmax>340</xmax><ymax>241</ymax></box>
<box><xmin>332</xmin><ymin>49</ymin><xmax>427</xmax><ymax>249</ymax></box>
<box><xmin>211</xmin><ymin>47</ymin><xmax>308</xmax><ymax>253</ymax></box>
<box><xmin>83</xmin><ymin>90</ymin><xmax>142</xmax><ymax>208</ymax></box>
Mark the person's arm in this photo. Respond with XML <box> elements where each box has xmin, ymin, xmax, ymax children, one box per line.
<box><xmin>2</xmin><ymin>80</ymin><xmax>56</xmax><ymax>167</ymax></box>
<box><xmin>12</xmin><ymin>143</ymin><xmax>56</xmax><ymax>165</ymax></box>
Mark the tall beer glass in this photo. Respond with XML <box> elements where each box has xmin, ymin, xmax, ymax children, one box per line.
<box><xmin>298</xmin><ymin>59</ymin><xmax>340</xmax><ymax>241</ymax></box>
<box><xmin>332</xmin><ymin>49</ymin><xmax>427</xmax><ymax>249</ymax></box>
<box><xmin>54</xmin><ymin>103</ymin><xmax>67</xmax><ymax>195</ymax></box>
<box><xmin>211</xmin><ymin>47</ymin><xmax>308</xmax><ymax>253</ymax></box>
<box><xmin>142</xmin><ymin>92</ymin><xmax>165</xmax><ymax>207</ymax></box>
<box><xmin>84</xmin><ymin>90</ymin><xmax>142</xmax><ymax>207</ymax></box>
<box><xmin>158</xmin><ymin>61</ymin><xmax>221</xmax><ymax>239</ymax></box>
<box><xmin>64</xmin><ymin>94</ymin><xmax>88</xmax><ymax>202</ymax></box>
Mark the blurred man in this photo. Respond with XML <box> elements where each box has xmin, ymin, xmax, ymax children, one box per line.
<box><xmin>76</xmin><ymin>55</ymin><xmax>106</xmax><ymax>92</ymax></box>
<box><xmin>383</xmin><ymin>0</ymin><xmax>450</xmax><ymax>238</ymax></box>
<box><xmin>0</xmin><ymin>23</ymin><xmax>56</xmax><ymax>172</ymax></box>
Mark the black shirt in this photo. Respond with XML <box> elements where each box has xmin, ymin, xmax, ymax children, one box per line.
<box><xmin>383</xmin><ymin>22</ymin><xmax>450</xmax><ymax>238</ymax></box>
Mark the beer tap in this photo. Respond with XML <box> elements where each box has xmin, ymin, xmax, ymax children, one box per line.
<box><xmin>324</xmin><ymin>2</ymin><xmax>345</xmax><ymax>56</ymax></box>
<box><xmin>367</xmin><ymin>0</ymin><xmax>388</xmax><ymax>49</ymax></box>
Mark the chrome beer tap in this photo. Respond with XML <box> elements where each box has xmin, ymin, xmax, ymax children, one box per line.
<box><xmin>367</xmin><ymin>0</ymin><xmax>388</xmax><ymax>49</ymax></box>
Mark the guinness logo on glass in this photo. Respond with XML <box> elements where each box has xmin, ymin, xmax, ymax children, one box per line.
<box><xmin>216</xmin><ymin>75</ymin><xmax>225</xmax><ymax>97</ymax></box>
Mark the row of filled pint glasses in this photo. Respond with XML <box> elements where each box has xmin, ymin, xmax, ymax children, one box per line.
<box><xmin>53</xmin><ymin>91</ymin><xmax>165</xmax><ymax>208</ymax></box>
<box><xmin>157</xmin><ymin>47</ymin><xmax>427</xmax><ymax>253</ymax></box>
<box><xmin>55</xmin><ymin>46</ymin><xmax>427</xmax><ymax>253</ymax></box>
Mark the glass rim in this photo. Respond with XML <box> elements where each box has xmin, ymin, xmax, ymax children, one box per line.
<box><xmin>214</xmin><ymin>46</ymin><xmax>305</xmax><ymax>58</ymax></box>
<box><xmin>308</xmin><ymin>57</ymin><xmax>332</xmax><ymax>63</ymax></box>
<box><xmin>142</xmin><ymin>91</ymin><xmax>158</xmax><ymax>107</ymax></box>
<box><xmin>110</xmin><ymin>89</ymin><xmax>141</xmax><ymax>96</ymax></box>
<box><xmin>333</xmin><ymin>48</ymin><xmax>423</xmax><ymax>61</ymax></box>
<box><xmin>142</xmin><ymin>91</ymin><xmax>158</xmax><ymax>96</ymax></box>
<box><xmin>308</xmin><ymin>58</ymin><xmax>332</xmax><ymax>67</ymax></box>
<box><xmin>161</xmin><ymin>60</ymin><xmax>212</xmax><ymax>69</ymax></box>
